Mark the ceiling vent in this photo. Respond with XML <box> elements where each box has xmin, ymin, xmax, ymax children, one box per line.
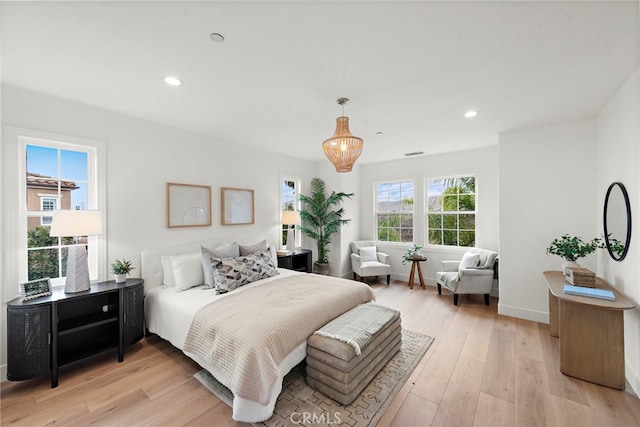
<box><xmin>404</xmin><ymin>151</ymin><xmax>424</xmax><ymax>157</ymax></box>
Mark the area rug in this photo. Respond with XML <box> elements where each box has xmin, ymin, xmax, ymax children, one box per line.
<box><xmin>194</xmin><ymin>329</ymin><xmax>433</xmax><ymax>427</ymax></box>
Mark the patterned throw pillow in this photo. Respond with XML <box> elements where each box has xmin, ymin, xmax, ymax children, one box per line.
<box><xmin>201</xmin><ymin>243</ymin><xmax>240</xmax><ymax>288</ymax></box>
<box><xmin>210</xmin><ymin>249</ymin><xmax>279</xmax><ymax>294</ymax></box>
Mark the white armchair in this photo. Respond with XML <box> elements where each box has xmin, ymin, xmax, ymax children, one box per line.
<box><xmin>350</xmin><ymin>241</ymin><xmax>391</xmax><ymax>285</ymax></box>
<box><xmin>436</xmin><ymin>248</ymin><xmax>498</xmax><ymax>305</ymax></box>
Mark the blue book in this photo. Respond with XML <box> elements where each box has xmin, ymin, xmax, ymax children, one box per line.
<box><xmin>564</xmin><ymin>284</ymin><xmax>616</xmax><ymax>301</ymax></box>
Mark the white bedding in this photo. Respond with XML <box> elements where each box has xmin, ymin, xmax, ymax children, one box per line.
<box><xmin>145</xmin><ymin>267</ymin><xmax>300</xmax><ymax>349</ymax></box>
<box><xmin>144</xmin><ymin>268</ymin><xmax>308</xmax><ymax>422</ymax></box>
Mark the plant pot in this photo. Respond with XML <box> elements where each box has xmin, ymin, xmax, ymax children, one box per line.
<box><xmin>114</xmin><ymin>273</ymin><xmax>127</xmax><ymax>284</ymax></box>
<box><xmin>562</xmin><ymin>261</ymin><xmax>580</xmax><ymax>277</ymax></box>
<box><xmin>313</xmin><ymin>262</ymin><xmax>330</xmax><ymax>276</ymax></box>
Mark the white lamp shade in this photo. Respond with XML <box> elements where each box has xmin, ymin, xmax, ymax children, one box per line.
<box><xmin>281</xmin><ymin>210</ymin><xmax>301</xmax><ymax>226</ymax></box>
<box><xmin>50</xmin><ymin>210</ymin><xmax>103</xmax><ymax>237</ymax></box>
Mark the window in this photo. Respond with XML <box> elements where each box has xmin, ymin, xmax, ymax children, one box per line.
<box><xmin>280</xmin><ymin>177</ymin><xmax>301</xmax><ymax>248</ymax></box>
<box><xmin>426</xmin><ymin>176</ymin><xmax>476</xmax><ymax>247</ymax></box>
<box><xmin>17</xmin><ymin>131</ymin><xmax>105</xmax><ymax>285</ymax></box>
<box><xmin>40</xmin><ymin>196</ymin><xmax>58</xmax><ymax>225</ymax></box>
<box><xmin>376</xmin><ymin>181</ymin><xmax>414</xmax><ymax>242</ymax></box>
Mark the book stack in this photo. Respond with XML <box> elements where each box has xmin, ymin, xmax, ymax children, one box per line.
<box><xmin>563</xmin><ymin>284</ymin><xmax>615</xmax><ymax>301</ymax></box>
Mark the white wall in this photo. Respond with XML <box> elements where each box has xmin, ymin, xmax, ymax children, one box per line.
<box><xmin>596</xmin><ymin>65</ymin><xmax>640</xmax><ymax>394</ymax></box>
<box><xmin>498</xmin><ymin>119</ymin><xmax>598</xmax><ymax>322</ymax></box>
<box><xmin>0</xmin><ymin>85</ymin><xmax>318</xmax><ymax>379</ymax></box>
<box><xmin>357</xmin><ymin>147</ymin><xmax>499</xmax><ymax>288</ymax></box>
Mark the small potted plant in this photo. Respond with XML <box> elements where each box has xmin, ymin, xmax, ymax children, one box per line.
<box><xmin>111</xmin><ymin>258</ymin><xmax>135</xmax><ymax>283</ymax></box>
<box><xmin>546</xmin><ymin>234</ymin><xmax>601</xmax><ymax>273</ymax></box>
<box><xmin>402</xmin><ymin>244</ymin><xmax>423</xmax><ymax>264</ymax></box>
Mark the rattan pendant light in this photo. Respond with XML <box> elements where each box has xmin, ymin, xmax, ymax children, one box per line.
<box><xmin>322</xmin><ymin>97</ymin><xmax>363</xmax><ymax>173</ymax></box>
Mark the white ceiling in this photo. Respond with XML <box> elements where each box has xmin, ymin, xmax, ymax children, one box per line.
<box><xmin>2</xmin><ymin>1</ymin><xmax>638</xmax><ymax>165</ymax></box>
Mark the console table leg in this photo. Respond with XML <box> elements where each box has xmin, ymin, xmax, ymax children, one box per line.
<box><xmin>559</xmin><ymin>300</ymin><xmax>625</xmax><ymax>389</ymax></box>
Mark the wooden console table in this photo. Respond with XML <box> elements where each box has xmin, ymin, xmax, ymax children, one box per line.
<box><xmin>544</xmin><ymin>271</ymin><xmax>635</xmax><ymax>389</ymax></box>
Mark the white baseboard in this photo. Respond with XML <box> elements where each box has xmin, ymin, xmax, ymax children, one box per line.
<box><xmin>498</xmin><ymin>302</ymin><xmax>549</xmax><ymax>324</ymax></box>
<box><xmin>626</xmin><ymin>360</ymin><xmax>640</xmax><ymax>397</ymax></box>
<box><xmin>1</xmin><ymin>364</ymin><xmax>7</xmax><ymax>382</ymax></box>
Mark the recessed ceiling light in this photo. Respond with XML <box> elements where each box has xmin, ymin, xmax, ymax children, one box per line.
<box><xmin>164</xmin><ymin>76</ymin><xmax>182</xmax><ymax>86</ymax></box>
<box><xmin>464</xmin><ymin>111</ymin><xmax>478</xmax><ymax>118</ymax></box>
<box><xmin>210</xmin><ymin>33</ymin><xmax>225</xmax><ymax>43</ymax></box>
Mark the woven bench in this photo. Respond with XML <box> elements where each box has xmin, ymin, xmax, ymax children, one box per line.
<box><xmin>306</xmin><ymin>303</ymin><xmax>402</xmax><ymax>405</ymax></box>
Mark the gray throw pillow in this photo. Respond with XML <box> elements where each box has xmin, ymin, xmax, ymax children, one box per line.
<box><xmin>239</xmin><ymin>239</ymin><xmax>268</xmax><ymax>256</ymax></box>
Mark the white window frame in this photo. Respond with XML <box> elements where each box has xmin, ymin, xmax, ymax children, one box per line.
<box><xmin>280</xmin><ymin>175</ymin><xmax>302</xmax><ymax>249</ymax></box>
<box><xmin>10</xmin><ymin>128</ymin><xmax>107</xmax><ymax>289</ymax></box>
<box><xmin>40</xmin><ymin>196</ymin><xmax>59</xmax><ymax>225</ymax></box>
<box><xmin>374</xmin><ymin>179</ymin><xmax>415</xmax><ymax>244</ymax></box>
<box><xmin>425</xmin><ymin>174</ymin><xmax>477</xmax><ymax>248</ymax></box>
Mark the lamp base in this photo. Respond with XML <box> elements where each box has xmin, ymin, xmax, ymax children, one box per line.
<box><xmin>286</xmin><ymin>228</ymin><xmax>296</xmax><ymax>251</ymax></box>
<box><xmin>64</xmin><ymin>245</ymin><xmax>91</xmax><ymax>293</ymax></box>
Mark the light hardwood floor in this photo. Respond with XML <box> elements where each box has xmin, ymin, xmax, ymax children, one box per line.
<box><xmin>2</xmin><ymin>280</ymin><xmax>640</xmax><ymax>426</ymax></box>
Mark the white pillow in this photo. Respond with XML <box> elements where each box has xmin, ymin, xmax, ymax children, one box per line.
<box><xmin>161</xmin><ymin>255</ymin><xmax>176</xmax><ymax>287</ymax></box>
<box><xmin>359</xmin><ymin>246</ymin><xmax>378</xmax><ymax>262</ymax></box>
<box><xmin>458</xmin><ymin>251</ymin><xmax>480</xmax><ymax>271</ymax></box>
<box><xmin>172</xmin><ymin>252</ymin><xmax>204</xmax><ymax>292</ymax></box>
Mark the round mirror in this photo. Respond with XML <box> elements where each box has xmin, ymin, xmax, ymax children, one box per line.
<box><xmin>603</xmin><ymin>182</ymin><xmax>631</xmax><ymax>261</ymax></box>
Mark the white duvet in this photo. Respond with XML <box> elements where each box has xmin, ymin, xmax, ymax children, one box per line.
<box><xmin>144</xmin><ymin>268</ymin><xmax>307</xmax><ymax>422</ymax></box>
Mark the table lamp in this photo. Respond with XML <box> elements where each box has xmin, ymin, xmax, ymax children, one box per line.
<box><xmin>49</xmin><ymin>210</ymin><xmax>103</xmax><ymax>293</ymax></box>
<box><xmin>281</xmin><ymin>210</ymin><xmax>301</xmax><ymax>251</ymax></box>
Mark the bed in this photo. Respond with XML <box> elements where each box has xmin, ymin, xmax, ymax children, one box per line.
<box><xmin>140</xmin><ymin>238</ymin><xmax>375</xmax><ymax>422</ymax></box>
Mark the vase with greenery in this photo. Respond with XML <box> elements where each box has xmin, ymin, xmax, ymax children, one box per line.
<box><xmin>111</xmin><ymin>258</ymin><xmax>135</xmax><ymax>283</ymax></box>
<box><xmin>299</xmin><ymin>178</ymin><xmax>353</xmax><ymax>275</ymax></box>
<box><xmin>546</xmin><ymin>234</ymin><xmax>602</xmax><ymax>274</ymax></box>
<box><xmin>402</xmin><ymin>244</ymin><xmax>423</xmax><ymax>264</ymax></box>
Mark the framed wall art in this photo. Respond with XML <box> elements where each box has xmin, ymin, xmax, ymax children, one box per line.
<box><xmin>221</xmin><ymin>187</ymin><xmax>254</xmax><ymax>225</ymax></box>
<box><xmin>166</xmin><ymin>182</ymin><xmax>212</xmax><ymax>228</ymax></box>
<box><xmin>20</xmin><ymin>277</ymin><xmax>53</xmax><ymax>301</ymax></box>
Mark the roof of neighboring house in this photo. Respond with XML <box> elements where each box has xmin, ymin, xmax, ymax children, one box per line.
<box><xmin>27</xmin><ymin>172</ymin><xmax>79</xmax><ymax>190</ymax></box>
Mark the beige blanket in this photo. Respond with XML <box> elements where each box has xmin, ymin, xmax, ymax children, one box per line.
<box><xmin>183</xmin><ymin>274</ymin><xmax>375</xmax><ymax>405</ymax></box>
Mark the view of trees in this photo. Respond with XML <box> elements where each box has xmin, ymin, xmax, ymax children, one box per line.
<box><xmin>27</xmin><ymin>226</ymin><xmax>72</xmax><ymax>280</ymax></box>
<box><xmin>377</xmin><ymin>196</ymin><xmax>414</xmax><ymax>242</ymax></box>
<box><xmin>427</xmin><ymin>176</ymin><xmax>476</xmax><ymax>247</ymax></box>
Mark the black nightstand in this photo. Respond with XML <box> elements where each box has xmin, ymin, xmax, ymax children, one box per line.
<box><xmin>277</xmin><ymin>249</ymin><xmax>312</xmax><ymax>273</ymax></box>
<box><xmin>7</xmin><ymin>278</ymin><xmax>144</xmax><ymax>387</ymax></box>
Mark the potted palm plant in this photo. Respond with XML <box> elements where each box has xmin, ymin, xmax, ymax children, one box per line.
<box><xmin>111</xmin><ymin>258</ymin><xmax>135</xmax><ymax>283</ymax></box>
<box><xmin>299</xmin><ymin>178</ymin><xmax>353</xmax><ymax>275</ymax></box>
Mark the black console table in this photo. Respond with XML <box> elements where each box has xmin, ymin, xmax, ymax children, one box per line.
<box><xmin>7</xmin><ymin>278</ymin><xmax>144</xmax><ymax>387</ymax></box>
<box><xmin>277</xmin><ymin>249</ymin><xmax>312</xmax><ymax>273</ymax></box>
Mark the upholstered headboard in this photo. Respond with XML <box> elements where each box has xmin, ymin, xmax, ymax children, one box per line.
<box><xmin>140</xmin><ymin>238</ymin><xmax>276</xmax><ymax>294</ymax></box>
